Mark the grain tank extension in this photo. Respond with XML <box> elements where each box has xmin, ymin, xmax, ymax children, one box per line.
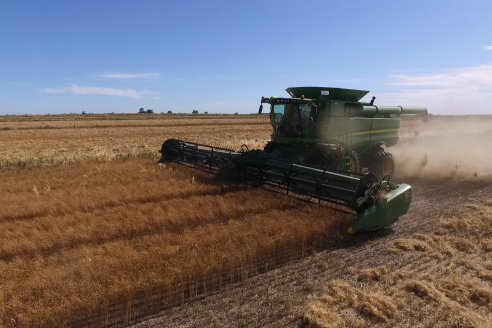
<box><xmin>160</xmin><ymin>87</ymin><xmax>427</xmax><ymax>233</ymax></box>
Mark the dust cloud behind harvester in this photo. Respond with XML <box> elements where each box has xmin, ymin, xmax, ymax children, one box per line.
<box><xmin>394</xmin><ymin>117</ymin><xmax>492</xmax><ymax>179</ymax></box>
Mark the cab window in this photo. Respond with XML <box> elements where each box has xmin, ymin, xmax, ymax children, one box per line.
<box><xmin>272</xmin><ymin>103</ymin><xmax>313</xmax><ymax>137</ymax></box>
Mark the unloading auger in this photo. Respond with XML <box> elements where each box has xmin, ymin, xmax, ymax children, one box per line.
<box><xmin>160</xmin><ymin>87</ymin><xmax>427</xmax><ymax>233</ymax></box>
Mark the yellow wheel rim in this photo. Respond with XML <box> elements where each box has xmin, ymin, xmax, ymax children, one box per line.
<box><xmin>350</xmin><ymin>157</ymin><xmax>357</xmax><ymax>171</ymax></box>
<box><xmin>383</xmin><ymin>160</ymin><xmax>393</xmax><ymax>176</ymax></box>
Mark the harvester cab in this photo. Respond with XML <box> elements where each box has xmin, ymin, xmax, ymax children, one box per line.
<box><xmin>160</xmin><ymin>87</ymin><xmax>427</xmax><ymax>234</ymax></box>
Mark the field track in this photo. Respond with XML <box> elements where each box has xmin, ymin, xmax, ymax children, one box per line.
<box><xmin>135</xmin><ymin>177</ymin><xmax>492</xmax><ymax>327</ymax></box>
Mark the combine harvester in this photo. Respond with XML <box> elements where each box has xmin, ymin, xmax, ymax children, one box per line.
<box><xmin>160</xmin><ymin>87</ymin><xmax>427</xmax><ymax>233</ymax></box>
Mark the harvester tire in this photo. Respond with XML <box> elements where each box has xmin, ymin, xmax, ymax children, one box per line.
<box><xmin>369</xmin><ymin>150</ymin><xmax>395</xmax><ymax>179</ymax></box>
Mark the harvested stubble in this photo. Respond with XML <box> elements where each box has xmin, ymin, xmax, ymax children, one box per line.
<box><xmin>302</xmin><ymin>202</ymin><xmax>492</xmax><ymax>328</ymax></box>
<box><xmin>0</xmin><ymin>116</ymin><xmax>267</xmax><ymax>130</ymax></box>
<box><xmin>0</xmin><ymin>115</ymin><xmax>270</xmax><ymax>168</ymax></box>
<box><xmin>0</xmin><ymin>159</ymin><xmax>351</xmax><ymax>327</ymax></box>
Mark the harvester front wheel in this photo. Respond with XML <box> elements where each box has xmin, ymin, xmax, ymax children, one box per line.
<box><xmin>369</xmin><ymin>150</ymin><xmax>395</xmax><ymax>179</ymax></box>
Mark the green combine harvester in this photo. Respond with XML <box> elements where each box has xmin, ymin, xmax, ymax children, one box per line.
<box><xmin>160</xmin><ymin>87</ymin><xmax>427</xmax><ymax>233</ymax></box>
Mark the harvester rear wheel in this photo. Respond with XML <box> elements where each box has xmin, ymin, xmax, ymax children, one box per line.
<box><xmin>369</xmin><ymin>150</ymin><xmax>395</xmax><ymax>179</ymax></box>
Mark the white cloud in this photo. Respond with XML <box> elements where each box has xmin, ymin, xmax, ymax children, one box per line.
<box><xmin>483</xmin><ymin>45</ymin><xmax>492</xmax><ymax>51</ymax></box>
<box><xmin>98</xmin><ymin>72</ymin><xmax>161</xmax><ymax>79</ymax></box>
<box><xmin>377</xmin><ymin>64</ymin><xmax>492</xmax><ymax>114</ymax></box>
<box><xmin>388</xmin><ymin>65</ymin><xmax>492</xmax><ymax>89</ymax></box>
<box><xmin>42</xmin><ymin>85</ymin><xmax>160</xmax><ymax>99</ymax></box>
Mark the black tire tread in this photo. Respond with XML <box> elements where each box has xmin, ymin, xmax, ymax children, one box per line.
<box><xmin>368</xmin><ymin>150</ymin><xmax>395</xmax><ymax>179</ymax></box>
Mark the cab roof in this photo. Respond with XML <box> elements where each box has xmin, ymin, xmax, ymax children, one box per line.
<box><xmin>286</xmin><ymin>87</ymin><xmax>369</xmax><ymax>102</ymax></box>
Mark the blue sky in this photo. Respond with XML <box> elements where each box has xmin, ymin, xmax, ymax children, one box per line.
<box><xmin>1</xmin><ymin>0</ymin><xmax>491</xmax><ymax>115</ymax></box>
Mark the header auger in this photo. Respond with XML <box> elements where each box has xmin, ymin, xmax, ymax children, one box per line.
<box><xmin>160</xmin><ymin>87</ymin><xmax>427</xmax><ymax>233</ymax></box>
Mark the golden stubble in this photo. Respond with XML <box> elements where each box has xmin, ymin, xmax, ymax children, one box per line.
<box><xmin>0</xmin><ymin>159</ymin><xmax>351</xmax><ymax>327</ymax></box>
<box><xmin>0</xmin><ymin>115</ymin><xmax>271</xmax><ymax>168</ymax></box>
<box><xmin>302</xmin><ymin>202</ymin><xmax>492</xmax><ymax>328</ymax></box>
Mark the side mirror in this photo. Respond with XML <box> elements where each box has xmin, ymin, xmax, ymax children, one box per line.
<box><xmin>258</xmin><ymin>104</ymin><xmax>263</xmax><ymax>114</ymax></box>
